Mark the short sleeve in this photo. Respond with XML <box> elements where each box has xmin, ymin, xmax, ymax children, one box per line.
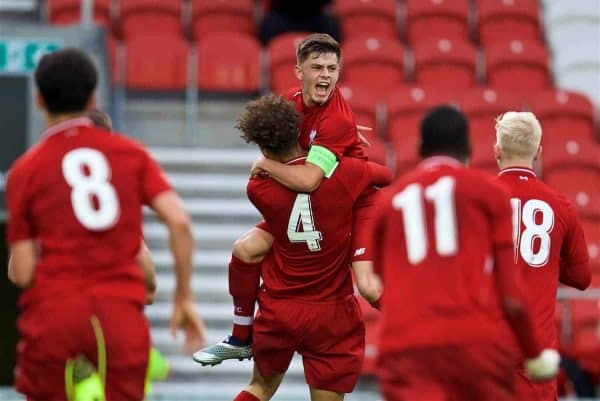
<box><xmin>140</xmin><ymin>149</ymin><xmax>171</xmax><ymax>205</ymax></box>
<box><xmin>313</xmin><ymin>114</ymin><xmax>357</xmax><ymax>160</ymax></box>
<box><xmin>6</xmin><ymin>163</ymin><xmax>34</xmax><ymax>243</ymax></box>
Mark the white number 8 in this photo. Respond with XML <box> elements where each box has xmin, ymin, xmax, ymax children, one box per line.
<box><xmin>62</xmin><ymin>148</ymin><xmax>120</xmax><ymax>231</ymax></box>
<box><xmin>511</xmin><ymin>198</ymin><xmax>554</xmax><ymax>267</ymax></box>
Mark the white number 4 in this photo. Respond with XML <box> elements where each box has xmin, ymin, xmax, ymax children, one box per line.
<box><xmin>287</xmin><ymin>194</ymin><xmax>322</xmax><ymax>251</ymax></box>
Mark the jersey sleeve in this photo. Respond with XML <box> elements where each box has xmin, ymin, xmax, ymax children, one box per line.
<box><xmin>312</xmin><ymin>114</ymin><xmax>357</xmax><ymax>161</ymax></box>
<box><xmin>367</xmin><ymin>190</ymin><xmax>392</xmax><ymax>279</ymax></box>
<box><xmin>487</xmin><ymin>181</ymin><xmax>514</xmax><ymax>248</ymax></box>
<box><xmin>6</xmin><ymin>162</ymin><xmax>34</xmax><ymax>243</ymax></box>
<box><xmin>140</xmin><ymin>149</ymin><xmax>172</xmax><ymax>205</ymax></box>
<box><xmin>558</xmin><ymin>201</ymin><xmax>591</xmax><ymax>290</ymax></box>
<box><xmin>365</xmin><ymin>162</ymin><xmax>393</xmax><ymax>188</ymax></box>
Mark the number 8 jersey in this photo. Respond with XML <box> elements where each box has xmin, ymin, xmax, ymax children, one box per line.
<box><xmin>6</xmin><ymin>117</ymin><xmax>171</xmax><ymax>308</ymax></box>
<box><xmin>496</xmin><ymin>166</ymin><xmax>591</xmax><ymax>350</ymax></box>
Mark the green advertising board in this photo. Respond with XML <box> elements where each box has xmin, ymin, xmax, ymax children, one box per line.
<box><xmin>0</xmin><ymin>39</ymin><xmax>62</xmax><ymax>72</ymax></box>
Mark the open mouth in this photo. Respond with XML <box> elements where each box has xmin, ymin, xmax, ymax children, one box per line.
<box><xmin>315</xmin><ymin>82</ymin><xmax>330</xmax><ymax>97</ymax></box>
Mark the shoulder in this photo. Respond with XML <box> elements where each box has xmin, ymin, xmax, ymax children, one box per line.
<box><xmin>285</xmin><ymin>87</ymin><xmax>302</xmax><ymax>101</ymax></box>
<box><xmin>320</xmin><ymin>112</ymin><xmax>354</xmax><ymax>131</ymax></box>
<box><xmin>8</xmin><ymin>141</ymin><xmax>47</xmax><ymax>181</ymax></box>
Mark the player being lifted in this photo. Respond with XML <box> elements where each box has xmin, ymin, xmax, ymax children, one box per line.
<box><xmin>225</xmin><ymin>95</ymin><xmax>391</xmax><ymax>401</ymax></box>
<box><xmin>494</xmin><ymin>112</ymin><xmax>591</xmax><ymax>401</ymax></box>
<box><xmin>7</xmin><ymin>49</ymin><xmax>204</xmax><ymax>401</ymax></box>
<box><xmin>194</xmin><ymin>33</ymin><xmax>382</xmax><ymax>364</ymax></box>
<box><xmin>367</xmin><ymin>106</ymin><xmax>560</xmax><ymax>401</ymax></box>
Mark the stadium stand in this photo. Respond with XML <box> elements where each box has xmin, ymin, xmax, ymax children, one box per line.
<box><xmin>267</xmin><ymin>32</ymin><xmax>307</xmax><ymax>95</ymax></box>
<box><xmin>118</xmin><ymin>0</ymin><xmax>182</xmax><ymax>39</ymax></box>
<box><xmin>47</xmin><ymin>0</ymin><xmax>111</xmax><ymax>27</ymax></box>
<box><xmin>191</xmin><ymin>0</ymin><xmax>255</xmax><ymax>38</ymax></box>
<box><xmin>476</xmin><ymin>0</ymin><xmax>542</xmax><ymax>46</ymax></box>
<box><xmin>404</xmin><ymin>0</ymin><xmax>470</xmax><ymax>43</ymax></box>
<box><xmin>342</xmin><ymin>36</ymin><xmax>405</xmax><ymax>96</ymax></box>
<box><xmin>412</xmin><ymin>37</ymin><xmax>478</xmax><ymax>90</ymax></box>
<box><xmin>335</xmin><ymin>0</ymin><xmax>398</xmax><ymax>40</ymax></box>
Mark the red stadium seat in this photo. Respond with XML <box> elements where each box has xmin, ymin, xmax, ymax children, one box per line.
<box><xmin>460</xmin><ymin>86</ymin><xmax>523</xmax><ymax>169</ymax></box>
<box><xmin>582</xmin><ymin>219</ymin><xmax>600</xmax><ymax>272</ymax></box>
<box><xmin>485</xmin><ymin>39</ymin><xmax>551</xmax><ymax>101</ymax></box>
<box><xmin>268</xmin><ymin>32</ymin><xmax>307</xmax><ymax>95</ymax></box>
<box><xmin>541</xmin><ymin>134</ymin><xmax>600</xmax><ymax>173</ymax></box>
<box><xmin>544</xmin><ymin>168</ymin><xmax>600</xmax><ymax>219</ymax></box>
<box><xmin>342</xmin><ymin>37</ymin><xmax>405</xmax><ymax>97</ymax></box>
<box><xmin>119</xmin><ymin>0</ymin><xmax>181</xmax><ymax>40</ymax></box>
<box><xmin>386</xmin><ymin>86</ymin><xmax>457</xmax><ymax>170</ymax></box>
<box><xmin>405</xmin><ymin>0</ymin><xmax>470</xmax><ymax>43</ymax></box>
<box><xmin>48</xmin><ymin>0</ymin><xmax>111</xmax><ymax>27</ymax></box>
<box><xmin>413</xmin><ymin>37</ymin><xmax>478</xmax><ymax>91</ymax></box>
<box><xmin>191</xmin><ymin>0</ymin><xmax>255</xmax><ymax>39</ymax></box>
<box><xmin>197</xmin><ymin>33</ymin><xmax>261</xmax><ymax>93</ymax></box>
<box><xmin>335</xmin><ymin>0</ymin><xmax>398</xmax><ymax>40</ymax></box>
<box><xmin>532</xmin><ymin>89</ymin><xmax>597</xmax><ymax>141</ymax></box>
<box><xmin>477</xmin><ymin>0</ymin><xmax>542</xmax><ymax>46</ymax></box>
<box><xmin>125</xmin><ymin>35</ymin><xmax>188</xmax><ymax>90</ymax></box>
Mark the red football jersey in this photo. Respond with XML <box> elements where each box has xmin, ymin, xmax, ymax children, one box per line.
<box><xmin>6</xmin><ymin>117</ymin><xmax>171</xmax><ymax>308</ymax></box>
<box><xmin>496</xmin><ymin>167</ymin><xmax>591</xmax><ymax>350</ymax></box>
<box><xmin>286</xmin><ymin>86</ymin><xmax>365</xmax><ymax>160</ymax></box>
<box><xmin>370</xmin><ymin>157</ymin><xmax>519</xmax><ymax>353</ymax></box>
<box><xmin>247</xmin><ymin>156</ymin><xmax>386</xmax><ymax>301</ymax></box>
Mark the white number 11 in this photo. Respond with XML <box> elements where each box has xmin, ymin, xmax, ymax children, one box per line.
<box><xmin>393</xmin><ymin>176</ymin><xmax>458</xmax><ymax>265</ymax></box>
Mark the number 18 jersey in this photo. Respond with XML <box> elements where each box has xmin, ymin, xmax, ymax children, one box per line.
<box><xmin>6</xmin><ymin>117</ymin><xmax>171</xmax><ymax>308</ymax></box>
<box><xmin>496</xmin><ymin>167</ymin><xmax>591</xmax><ymax>350</ymax></box>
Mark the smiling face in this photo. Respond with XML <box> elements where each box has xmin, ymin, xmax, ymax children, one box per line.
<box><xmin>296</xmin><ymin>51</ymin><xmax>340</xmax><ymax>107</ymax></box>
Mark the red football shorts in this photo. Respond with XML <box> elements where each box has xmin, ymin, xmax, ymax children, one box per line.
<box><xmin>16</xmin><ymin>294</ymin><xmax>149</xmax><ymax>401</ymax></box>
<box><xmin>515</xmin><ymin>369</ymin><xmax>558</xmax><ymax>401</ymax></box>
<box><xmin>351</xmin><ymin>187</ymin><xmax>379</xmax><ymax>262</ymax></box>
<box><xmin>253</xmin><ymin>292</ymin><xmax>365</xmax><ymax>393</ymax></box>
<box><xmin>378</xmin><ymin>343</ymin><xmax>519</xmax><ymax>401</ymax></box>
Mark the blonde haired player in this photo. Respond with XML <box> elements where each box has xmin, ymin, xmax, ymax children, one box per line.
<box><xmin>495</xmin><ymin>111</ymin><xmax>591</xmax><ymax>401</ymax></box>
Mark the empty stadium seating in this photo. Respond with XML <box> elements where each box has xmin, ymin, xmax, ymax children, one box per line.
<box><xmin>191</xmin><ymin>0</ymin><xmax>255</xmax><ymax>39</ymax></box>
<box><xmin>405</xmin><ymin>0</ymin><xmax>470</xmax><ymax>43</ymax></box>
<box><xmin>267</xmin><ymin>32</ymin><xmax>306</xmax><ymax>95</ymax></box>
<box><xmin>485</xmin><ymin>39</ymin><xmax>551</xmax><ymax>101</ymax></box>
<box><xmin>582</xmin><ymin>219</ymin><xmax>600</xmax><ymax>272</ymax></box>
<box><xmin>386</xmin><ymin>86</ymin><xmax>456</xmax><ymax>170</ymax></box>
<box><xmin>336</xmin><ymin>0</ymin><xmax>398</xmax><ymax>40</ymax></box>
<box><xmin>413</xmin><ymin>37</ymin><xmax>478</xmax><ymax>90</ymax></box>
<box><xmin>460</xmin><ymin>86</ymin><xmax>523</xmax><ymax>169</ymax></box>
<box><xmin>544</xmin><ymin>168</ymin><xmax>600</xmax><ymax>219</ymax></box>
<box><xmin>342</xmin><ymin>36</ymin><xmax>405</xmax><ymax>96</ymax></box>
<box><xmin>124</xmin><ymin>34</ymin><xmax>188</xmax><ymax>91</ymax></box>
<box><xmin>119</xmin><ymin>0</ymin><xmax>182</xmax><ymax>39</ymax></box>
<box><xmin>477</xmin><ymin>0</ymin><xmax>541</xmax><ymax>46</ymax></box>
<box><xmin>197</xmin><ymin>33</ymin><xmax>261</xmax><ymax>93</ymax></box>
<box><xmin>47</xmin><ymin>0</ymin><xmax>111</xmax><ymax>27</ymax></box>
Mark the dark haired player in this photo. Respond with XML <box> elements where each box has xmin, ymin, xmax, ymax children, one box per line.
<box><xmin>7</xmin><ymin>48</ymin><xmax>204</xmax><ymax>400</ymax></box>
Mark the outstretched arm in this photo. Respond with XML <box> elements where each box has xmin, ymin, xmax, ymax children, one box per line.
<box><xmin>252</xmin><ymin>157</ymin><xmax>325</xmax><ymax>193</ymax></box>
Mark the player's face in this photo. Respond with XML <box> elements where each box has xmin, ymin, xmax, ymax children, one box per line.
<box><xmin>296</xmin><ymin>52</ymin><xmax>340</xmax><ymax>107</ymax></box>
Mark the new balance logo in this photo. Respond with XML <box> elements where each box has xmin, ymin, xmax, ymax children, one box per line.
<box><xmin>354</xmin><ymin>248</ymin><xmax>366</xmax><ymax>256</ymax></box>
<box><xmin>519</xmin><ymin>176</ymin><xmax>528</xmax><ymax>181</ymax></box>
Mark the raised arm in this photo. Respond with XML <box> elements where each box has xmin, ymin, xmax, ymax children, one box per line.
<box><xmin>252</xmin><ymin>157</ymin><xmax>325</xmax><ymax>193</ymax></box>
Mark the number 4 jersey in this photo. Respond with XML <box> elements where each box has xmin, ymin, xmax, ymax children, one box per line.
<box><xmin>247</xmin><ymin>156</ymin><xmax>390</xmax><ymax>302</ymax></box>
<box><xmin>6</xmin><ymin>117</ymin><xmax>171</xmax><ymax>308</ymax></box>
<box><xmin>496</xmin><ymin>167</ymin><xmax>591</xmax><ymax>350</ymax></box>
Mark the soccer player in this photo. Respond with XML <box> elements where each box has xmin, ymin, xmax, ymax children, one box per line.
<box><xmin>494</xmin><ymin>112</ymin><xmax>591</xmax><ymax>401</ymax></box>
<box><xmin>212</xmin><ymin>95</ymin><xmax>389</xmax><ymax>401</ymax></box>
<box><xmin>6</xmin><ymin>48</ymin><xmax>204</xmax><ymax>401</ymax></box>
<box><xmin>368</xmin><ymin>106</ymin><xmax>560</xmax><ymax>401</ymax></box>
<box><xmin>195</xmin><ymin>33</ymin><xmax>382</xmax><ymax>365</ymax></box>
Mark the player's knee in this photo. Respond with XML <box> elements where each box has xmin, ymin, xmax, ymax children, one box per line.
<box><xmin>233</xmin><ymin>236</ymin><xmax>266</xmax><ymax>264</ymax></box>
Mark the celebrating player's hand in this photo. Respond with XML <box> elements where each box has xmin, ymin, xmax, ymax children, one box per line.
<box><xmin>524</xmin><ymin>349</ymin><xmax>560</xmax><ymax>380</ymax></box>
<box><xmin>250</xmin><ymin>155</ymin><xmax>267</xmax><ymax>176</ymax></box>
<box><xmin>170</xmin><ymin>298</ymin><xmax>206</xmax><ymax>355</ymax></box>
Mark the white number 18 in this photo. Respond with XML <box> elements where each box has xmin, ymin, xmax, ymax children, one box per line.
<box><xmin>510</xmin><ymin>198</ymin><xmax>554</xmax><ymax>267</ymax></box>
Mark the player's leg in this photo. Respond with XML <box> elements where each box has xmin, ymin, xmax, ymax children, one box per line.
<box><xmin>92</xmin><ymin>297</ymin><xmax>150</xmax><ymax>401</ymax></box>
<box><xmin>309</xmin><ymin>388</ymin><xmax>344</xmax><ymax>401</ymax></box>
<box><xmin>234</xmin><ymin>364</ymin><xmax>285</xmax><ymax>401</ymax></box>
<box><xmin>300</xmin><ymin>296</ymin><xmax>365</xmax><ymax>395</ymax></box>
<box><xmin>194</xmin><ymin>225</ymin><xmax>273</xmax><ymax>365</ymax></box>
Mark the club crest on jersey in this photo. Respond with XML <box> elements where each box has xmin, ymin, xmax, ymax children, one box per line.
<box><xmin>309</xmin><ymin>129</ymin><xmax>317</xmax><ymax>145</ymax></box>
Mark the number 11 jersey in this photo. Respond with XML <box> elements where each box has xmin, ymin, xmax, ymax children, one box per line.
<box><xmin>6</xmin><ymin>117</ymin><xmax>171</xmax><ymax>308</ymax></box>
